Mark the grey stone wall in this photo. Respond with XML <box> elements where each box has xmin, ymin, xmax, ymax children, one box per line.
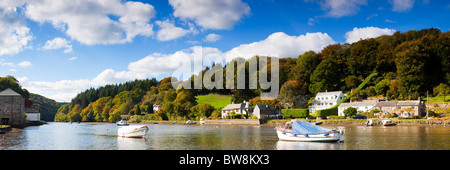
<box><xmin>0</xmin><ymin>95</ymin><xmax>25</xmax><ymax>126</ymax></box>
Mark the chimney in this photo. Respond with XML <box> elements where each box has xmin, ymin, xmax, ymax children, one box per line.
<box><xmin>418</xmin><ymin>97</ymin><xmax>421</xmax><ymax>101</ymax></box>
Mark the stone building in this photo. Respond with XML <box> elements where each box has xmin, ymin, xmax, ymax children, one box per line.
<box><xmin>253</xmin><ymin>104</ymin><xmax>278</xmax><ymax>119</ymax></box>
<box><xmin>0</xmin><ymin>88</ymin><xmax>25</xmax><ymax>126</ymax></box>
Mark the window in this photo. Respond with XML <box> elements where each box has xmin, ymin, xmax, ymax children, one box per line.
<box><xmin>411</xmin><ymin>106</ymin><xmax>415</xmax><ymax>110</ymax></box>
<box><xmin>398</xmin><ymin>106</ymin><xmax>401</xmax><ymax>110</ymax></box>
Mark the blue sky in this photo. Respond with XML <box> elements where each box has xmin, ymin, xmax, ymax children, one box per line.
<box><xmin>0</xmin><ymin>0</ymin><xmax>449</xmax><ymax>102</ymax></box>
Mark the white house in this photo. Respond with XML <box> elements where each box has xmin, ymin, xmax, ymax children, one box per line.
<box><xmin>338</xmin><ymin>100</ymin><xmax>377</xmax><ymax>116</ymax></box>
<box><xmin>153</xmin><ymin>104</ymin><xmax>162</xmax><ymax>112</ymax></box>
<box><xmin>309</xmin><ymin>91</ymin><xmax>344</xmax><ymax>113</ymax></box>
<box><xmin>221</xmin><ymin>101</ymin><xmax>253</xmax><ymax>119</ymax></box>
<box><xmin>25</xmin><ymin>108</ymin><xmax>40</xmax><ymax>122</ymax></box>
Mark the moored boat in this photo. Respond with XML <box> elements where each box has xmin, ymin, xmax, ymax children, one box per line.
<box><xmin>380</xmin><ymin>119</ymin><xmax>396</xmax><ymax>126</ymax></box>
<box><xmin>118</xmin><ymin>125</ymin><xmax>148</xmax><ymax>138</ymax></box>
<box><xmin>275</xmin><ymin>120</ymin><xmax>344</xmax><ymax>142</ymax></box>
<box><xmin>365</xmin><ymin>119</ymin><xmax>375</xmax><ymax>126</ymax></box>
<box><xmin>116</xmin><ymin>120</ymin><xmax>129</xmax><ymax>126</ymax></box>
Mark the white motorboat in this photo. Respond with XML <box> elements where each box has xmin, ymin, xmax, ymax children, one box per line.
<box><xmin>380</xmin><ymin>119</ymin><xmax>396</xmax><ymax>126</ymax></box>
<box><xmin>365</xmin><ymin>119</ymin><xmax>375</xmax><ymax>126</ymax></box>
<box><xmin>118</xmin><ymin>125</ymin><xmax>148</xmax><ymax>138</ymax></box>
<box><xmin>275</xmin><ymin>120</ymin><xmax>344</xmax><ymax>142</ymax></box>
<box><xmin>116</xmin><ymin>120</ymin><xmax>129</xmax><ymax>126</ymax></box>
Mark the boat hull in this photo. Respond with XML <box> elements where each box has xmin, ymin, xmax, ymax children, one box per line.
<box><xmin>276</xmin><ymin>130</ymin><xmax>341</xmax><ymax>142</ymax></box>
<box><xmin>118</xmin><ymin>126</ymin><xmax>148</xmax><ymax>138</ymax></box>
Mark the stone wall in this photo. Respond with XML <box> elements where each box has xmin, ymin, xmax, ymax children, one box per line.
<box><xmin>204</xmin><ymin>119</ymin><xmax>261</xmax><ymax>125</ymax></box>
<box><xmin>0</xmin><ymin>95</ymin><xmax>25</xmax><ymax>126</ymax></box>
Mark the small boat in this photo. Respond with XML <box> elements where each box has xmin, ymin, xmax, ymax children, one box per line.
<box><xmin>200</xmin><ymin>118</ymin><xmax>205</xmax><ymax>124</ymax></box>
<box><xmin>313</xmin><ymin>121</ymin><xmax>323</xmax><ymax>125</ymax></box>
<box><xmin>185</xmin><ymin>120</ymin><xmax>197</xmax><ymax>125</ymax></box>
<box><xmin>364</xmin><ymin>119</ymin><xmax>375</xmax><ymax>126</ymax></box>
<box><xmin>380</xmin><ymin>120</ymin><xmax>396</xmax><ymax>126</ymax></box>
<box><xmin>116</xmin><ymin>120</ymin><xmax>129</xmax><ymax>126</ymax></box>
<box><xmin>275</xmin><ymin>120</ymin><xmax>344</xmax><ymax>142</ymax></box>
<box><xmin>118</xmin><ymin>125</ymin><xmax>148</xmax><ymax>138</ymax></box>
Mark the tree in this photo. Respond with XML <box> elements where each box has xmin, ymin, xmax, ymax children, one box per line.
<box><xmin>433</xmin><ymin>83</ymin><xmax>450</xmax><ymax>102</ymax></box>
<box><xmin>309</xmin><ymin>59</ymin><xmax>340</xmax><ymax>94</ymax></box>
<box><xmin>134</xmin><ymin>105</ymin><xmax>142</xmax><ymax>115</ymax></box>
<box><xmin>343</xmin><ymin>107</ymin><xmax>357</xmax><ymax>117</ymax></box>
<box><xmin>345</xmin><ymin>75</ymin><xmax>361</xmax><ymax>90</ymax></box>
<box><xmin>289</xmin><ymin>51</ymin><xmax>321</xmax><ymax>82</ymax></box>
<box><xmin>277</xmin><ymin>80</ymin><xmax>308</xmax><ymax>109</ymax></box>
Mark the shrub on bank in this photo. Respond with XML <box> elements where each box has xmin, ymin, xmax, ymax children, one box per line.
<box><xmin>281</xmin><ymin>109</ymin><xmax>309</xmax><ymax>118</ymax></box>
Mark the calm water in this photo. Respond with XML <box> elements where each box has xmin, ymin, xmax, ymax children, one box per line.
<box><xmin>1</xmin><ymin>122</ymin><xmax>449</xmax><ymax>150</ymax></box>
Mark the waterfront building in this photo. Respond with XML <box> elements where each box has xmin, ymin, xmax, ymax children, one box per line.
<box><xmin>253</xmin><ymin>104</ymin><xmax>278</xmax><ymax>119</ymax></box>
<box><xmin>309</xmin><ymin>91</ymin><xmax>344</xmax><ymax>114</ymax></box>
<box><xmin>338</xmin><ymin>100</ymin><xmax>377</xmax><ymax>116</ymax></box>
<box><xmin>153</xmin><ymin>104</ymin><xmax>162</xmax><ymax>112</ymax></box>
<box><xmin>221</xmin><ymin>101</ymin><xmax>253</xmax><ymax>119</ymax></box>
<box><xmin>25</xmin><ymin>108</ymin><xmax>41</xmax><ymax>122</ymax></box>
<box><xmin>0</xmin><ymin>88</ymin><xmax>25</xmax><ymax>126</ymax></box>
<box><xmin>374</xmin><ymin>99</ymin><xmax>426</xmax><ymax>117</ymax></box>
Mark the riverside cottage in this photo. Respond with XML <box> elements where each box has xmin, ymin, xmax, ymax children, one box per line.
<box><xmin>309</xmin><ymin>91</ymin><xmax>344</xmax><ymax>114</ymax></box>
<box><xmin>338</xmin><ymin>100</ymin><xmax>377</xmax><ymax>116</ymax></box>
<box><xmin>253</xmin><ymin>104</ymin><xmax>278</xmax><ymax>119</ymax></box>
<box><xmin>0</xmin><ymin>88</ymin><xmax>25</xmax><ymax>126</ymax></box>
<box><xmin>221</xmin><ymin>101</ymin><xmax>253</xmax><ymax>119</ymax></box>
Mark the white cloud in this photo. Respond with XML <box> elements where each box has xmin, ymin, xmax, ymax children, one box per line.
<box><xmin>389</xmin><ymin>0</ymin><xmax>415</xmax><ymax>12</ymax></box>
<box><xmin>0</xmin><ymin>3</ymin><xmax>33</xmax><ymax>56</ymax></box>
<box><xmin>68</xmin><ymin>57</ymin><xmax>77</xmax><ymax>61</ymax></box>
<box><xmin>128</xmin><ymin>47</ymin><xmax>223</xmax><ymax>79</ymax></box>
<box><xmin>17</xmin><ymin>60</ymin><xmax>31</xmax><ymax>67</ymax></box>
<box><xmin>225</xmin><ymin>32</ymin><xmax>336</xmax><ymax>59</ymax></box>
<box><xmin>345</xmin><ymin>27</ymin><xmax>396</xmax><ymax>44</ymax></box>
<box><xmin>155</xmin><ymin>19</ymin><xmax>189</xmax><ymax>41</ymax></box>
<box><xmin>169</xmin><ymin>0</ymin><xmax>250</xmax><ymax>30</ymax></box>
<box><xmin>43</xmin><ymin>37</ymin><xmax>73</xmax><ymax>53</ymax></box>
<box><xmin>203</xmin><ymin>33</ymin><xmax>221</xmax><ymax>42</ymax></box>
<box><xmin>25</xmin><ymin>0</ymin><xmax>155</xmax><ymax>45</ymax></box>
<box><xmin>307</xmin><ymin>0</ymin><xmax>367</xmax><ymax>18</ymax></box>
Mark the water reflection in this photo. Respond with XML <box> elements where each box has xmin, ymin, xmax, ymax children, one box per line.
<box><xmin>117</xmin><ymin>138</ymin><xmax>148</xmax><ymax>150</ymax></box>
<box><xmin>1</xmin><ymin>122</ymin><xmax>449</xmax><ymax>150</ymax></box>
<box><xmin>276</xmin><ymin>141</ymin><xmax>344</xmax><ymax>150</ymax></box>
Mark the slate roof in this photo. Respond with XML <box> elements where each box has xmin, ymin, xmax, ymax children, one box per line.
<box><xmin>0</xmin><ymin>88</ymin><xmax>22</xmax><ymax>96</ymax></box>
<box><xmin>339</xmin><ymin>101</ymin><xmax>377</xmax><ymax>107</ymax></box>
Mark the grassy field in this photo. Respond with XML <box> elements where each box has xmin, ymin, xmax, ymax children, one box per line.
<box><xmin>196</xmin><ymin>94</ymin><xmax>232</xmax><ymax>109</ymax></box>
<box><xmin>422</xmin><ymin>95</ymin><xmax>450</xmax><ymax>103</ymax></box>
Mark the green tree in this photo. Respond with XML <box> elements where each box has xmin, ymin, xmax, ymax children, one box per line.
<box><xmin>433</xmin><ymin>83</ymin><xmax>450</xmax><ymax>102</ymax></box>
<box><xmin>134</xmin><ymin>105</ymin><xmax>142</xmax><ymax>115</ymax></box>
<box><xmin>345</xmin><ymin>75</ymin><xmax>361</xmax><ymax>90</ymax></box>
<box><xmin>309</xmin><ymin>59</ymin><xmax>340</xmax><ymax>94</ymax></box>
<box><xmin>277</xmin><ymin>80</ymin><xmax>308</xmax><ymax>109</ymax></box>
<box><xmin>343</xmin><ymin>107</ymin><xmax>357</xmax><ymax>117</ymax></box>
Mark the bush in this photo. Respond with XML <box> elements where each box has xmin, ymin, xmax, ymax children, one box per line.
<box><xmin>230</xmin><ymin>113</ymin><xmax>246</xmax><ymax>119</ymax></box>
<box><xmin>328</xmin><ymin>115</ymin><xmax>346</xmax><ymax>119</ymax></box>
<box><xmin>343</xmin><ymin>107</ymin><xmax>357</xmax><ymax>117</ymax></box>
<box><xmin>281</xmin><ymin>109</ymin><xmax>309</xmax><ymax>118</ymax></box>
<box><xmin>316</xmin><ymin>107</ymin><xmax>338</xmax><ymax>117</ymax></box>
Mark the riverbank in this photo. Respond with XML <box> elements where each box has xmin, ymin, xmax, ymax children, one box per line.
<box><xmin>267</xmin><ymin>118</ymin><xmax>450</xmax><ymax>126</ymax></box>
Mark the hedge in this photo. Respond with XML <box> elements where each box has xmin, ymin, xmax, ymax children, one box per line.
<box><xmin>281</xmin><ymin>109</ymin><xmax>309</xmax><ymax>118</ymax></box>
<box><xmin>316</xmin><ymin>107</ymin><xmax>338</xmax><ymax>117</ymax></box>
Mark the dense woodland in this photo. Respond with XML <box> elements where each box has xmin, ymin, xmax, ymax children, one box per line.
<box><xmin>51</xmin><ymin>28</ymin><xmax>449</xmax><ymax>122</ymax></box>
<box><xmin>5</xmin><ymin>28</ymin><xmax>449</xmax><ymax>122</ymax></box>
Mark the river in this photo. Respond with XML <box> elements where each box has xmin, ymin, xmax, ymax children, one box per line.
<box><xmin>0</xmin><ymin>122</ymin><xmax>449</xmax><ymax>150</ymax></box>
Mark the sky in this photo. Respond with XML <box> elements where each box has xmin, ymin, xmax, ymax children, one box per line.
<box><xmin>0</xmin><ymin>0</ymin><xmax>449</xmax><ymax>102</ymax></box>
